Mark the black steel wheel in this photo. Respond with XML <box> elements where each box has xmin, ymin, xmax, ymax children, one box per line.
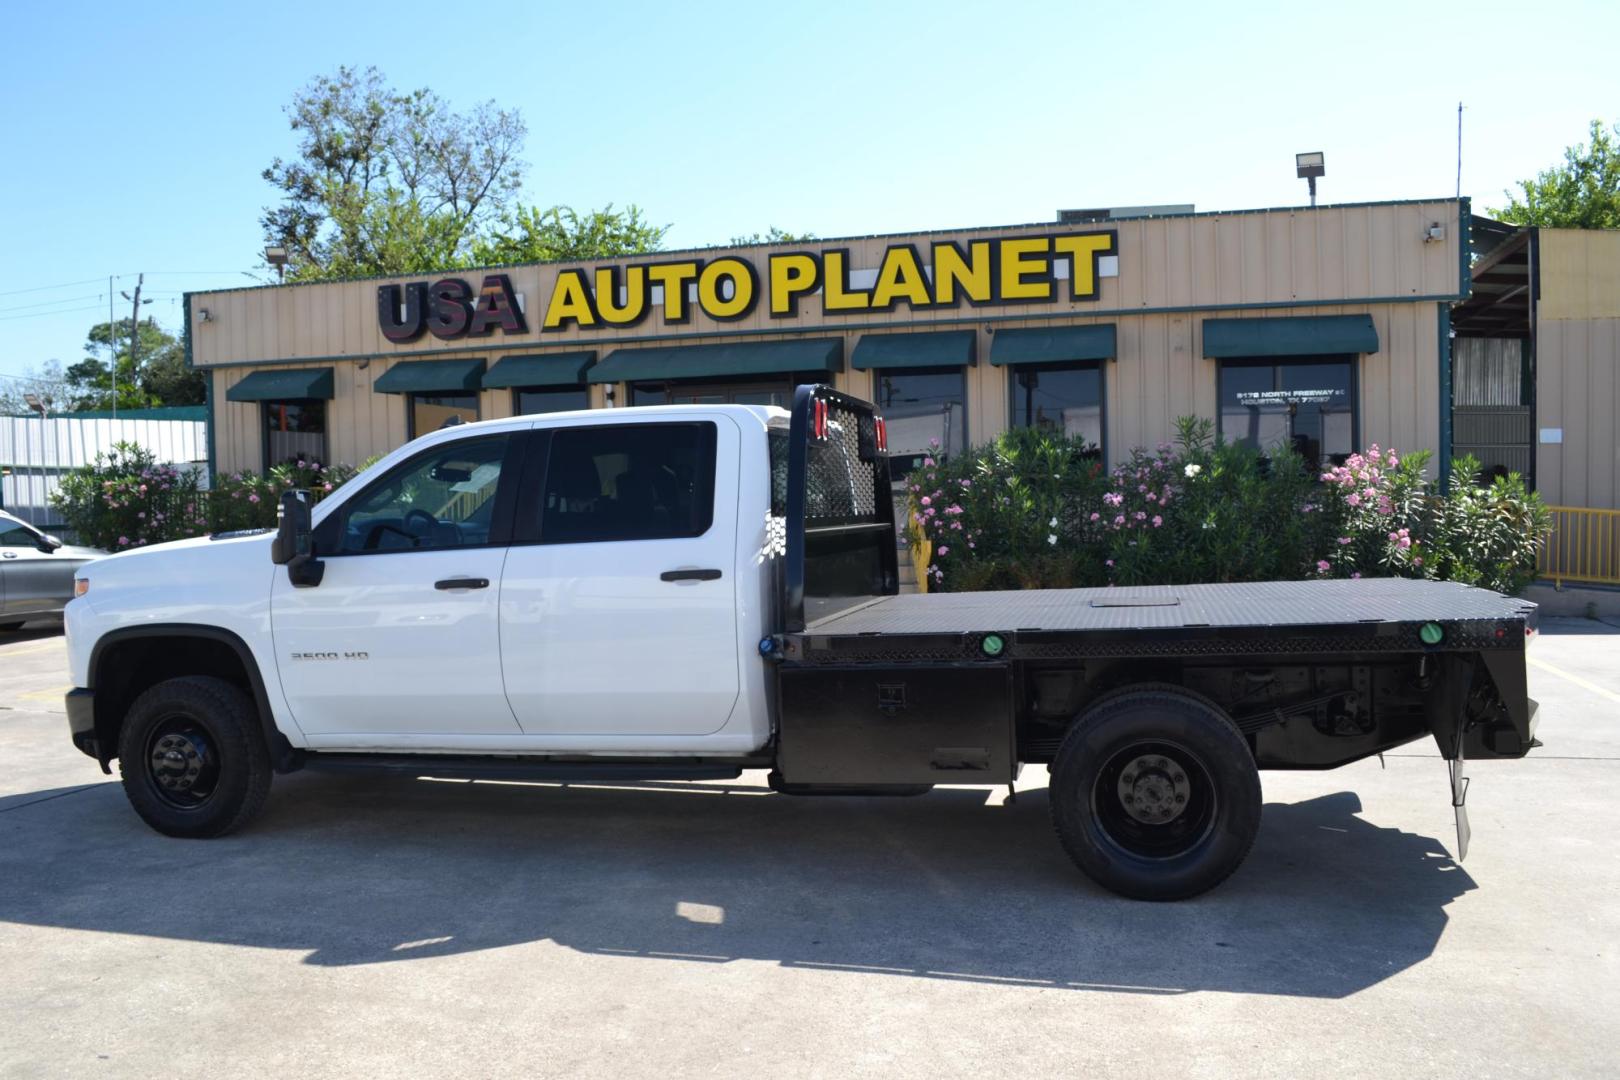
<box><xmin>1049</xmin><ymin>687</ymin><xmax>1260</xmax><ymax>901</ymax></box>
<box><xmin>116</xmin><ymin>676</ymin><xmax>272</xmax><ymax>838</ymax></box>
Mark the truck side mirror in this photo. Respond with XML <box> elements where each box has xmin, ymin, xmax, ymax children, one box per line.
<box><xmin>38</xmin><ymin>534</ymin><xmax>63</xmax><ymax>553</ymax></box>
<box><xmin>271</xmin><ymin>490</ymin><xmax>324</xmax><ymax>587</ymax></box>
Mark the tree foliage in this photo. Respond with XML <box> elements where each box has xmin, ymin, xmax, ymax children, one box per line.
<box><xmin>729</xmin><ymin>227</ymin><xmax>817</xmax><ymax>245</ymax></box>
<box><xmin>0</xmin><ymin>360</ymin><xmax>73</xmax><ymax>415</ymax></box>
<box><xmin>63</xmin><ymin>319</ymin><xmax>202</xmax><ymax>411</ymax></box>
<box><xmin>1493</xmin><ymin>119</ymin><xmax>1620</xmax><ymax>229</ymax></box>
<box><xmin>471</xmin><ymin>204</ymin><xmax>668</xmax><ymax>265</ymax></box>
<box><xmin>262</xmin><ymin>66</ymin><xmax>528</xmax><ymax>281</ymax></box>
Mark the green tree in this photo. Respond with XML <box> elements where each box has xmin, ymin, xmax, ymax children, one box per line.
<box><xmin>470</xmin><ymin>204</ymin><xmax>668</xmax><ymax>265</ymax></box>
<box><xmin>1493</xmin><ymin>119</ymin><xmax>1620</xmax><ymax>229</ymax></box>
<box><xmin>261</xmin><ymin>66</ymin><xmax>528</xmax><ymax>281</ymax></box>
<box><xmin>729</xmin><ymin>227</ymin><xmax>817</xmax><ymax>245</ymax></box>
<box><xmin>0</xmin><ymin>360</ymin><xmax>72</xmax><ymax>415</ymax></box>
<box><xmin>65</xmin><ymin>318</ymin><xmax>203</xmax><ymax>411</ymax></box>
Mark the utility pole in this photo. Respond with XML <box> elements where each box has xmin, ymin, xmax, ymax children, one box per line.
<box><xmin>119</xmin><ymin>274</ymin><xmax>152</xmax><ymax>412</ymax></box>
<box><xmin>108</xmin><ymin>276</ymin><xmax>116</xmax><ymax>419</ymax></box>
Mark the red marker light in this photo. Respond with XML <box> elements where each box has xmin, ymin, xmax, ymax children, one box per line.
<box><xmin>875</xmin><ymin>417</ymin><xmax>887</xmax><ymax>452</ymax></box>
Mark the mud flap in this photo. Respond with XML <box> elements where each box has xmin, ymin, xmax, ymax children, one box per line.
<box><xmin>1450</xmin><ymin>740</ymin><xmax>1470</xmax><ymax>862</ymax></box>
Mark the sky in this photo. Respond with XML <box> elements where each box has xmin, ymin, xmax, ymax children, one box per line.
<box><xmin>1</xmin><ymin>0</ymin><xmax>1615</xmax><ymax>384</ymax></box>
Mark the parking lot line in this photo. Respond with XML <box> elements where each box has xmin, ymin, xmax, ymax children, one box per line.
<box><xmin>1528</xmin><ymin>655</ymin><xmax>1620</xmax><ymax>704</ymax></box>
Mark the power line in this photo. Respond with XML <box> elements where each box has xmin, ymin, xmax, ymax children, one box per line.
<box><xmin>0</xmin><ymin>292</ymin><xmax>104</xmax><ymax>315</ymax></box>
<box><xmin>0</xmin><ymin>269</ymin><xmax>255</xmax><ymax>298</ymax></box>
<box><xmin>0</xmin><ymin>303</ymin><xmax>109</xmax><ymax>323</ymax></box>
<box><xmin>0</xmin><ymin>276</ymin><xmax>109</xmax><ymax>298</ymax></box>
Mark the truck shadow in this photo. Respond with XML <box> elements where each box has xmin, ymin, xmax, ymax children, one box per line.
<box><xmin>0</xmin><ymin>774</ymin><xmax>1471</xmax><ymax>998</ymax></box>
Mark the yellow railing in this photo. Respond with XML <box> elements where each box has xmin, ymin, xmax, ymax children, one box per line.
<box><xmin>1539</xmin><ymin>506</ymin><xmax>1620</xmax><ymax>585</ymax></box>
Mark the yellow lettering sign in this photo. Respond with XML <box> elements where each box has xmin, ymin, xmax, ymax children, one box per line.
<box><xmin>822</xmin><ymin>250</ymin><xmax>871</xmax><ymax>312</ymax></box>
<box><xmin>769</xmin><ymin>253</ymin><xmax>821</xmax><ymax>317</ymax></box>
<box><xmin>931</xmin><ymin>241</ymin><xmax>992</xmax><ymax>305</ymax></box>
<box><xmin>698</xmin><ymin>258</ymin><xmax>756</xmax><ymax>320</ymax></box>
<box><xmin>594</xmin><ymin>265</ymin><xmax>647</xmax><ymax>326</ymax></box>
<box><xmin>542</xmin><ymin>270</ymin><xmax>597</xmax><ymax>330</ymax></box>
<box><xmin>647</xmin><ymin>262</ymin><xmax>699</xmax><ymax>323</ymax></box>
<box><xmin>1053</xmin><ymin>233</ymin><xmax>1116</xmax><ymax>300</ymax></box>
<box><xmin>1000</xmin><ymin>237</ymin><xmax>1053</xmax><ymax>302</ymax></box>
<box><xmin>870</xmin><ymin>245</ymin><xmax>932</xmax><ymax>310</ymax></box>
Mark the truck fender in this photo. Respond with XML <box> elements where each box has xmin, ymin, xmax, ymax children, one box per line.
<box><xmin>87</xmin><ymin>623</ymin><xmax>301</xmax><ymax>773</ymax></box>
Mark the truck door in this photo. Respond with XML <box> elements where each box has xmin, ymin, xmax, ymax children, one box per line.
<box><xmin>498</xmin><ymin>417</ymin><xmax>741</xmax><ymax>736</ymax></box>
<box><xmin>269</xmin><ymin>432</ymin><xmax>523</xmax><ymax>740</ymax></box>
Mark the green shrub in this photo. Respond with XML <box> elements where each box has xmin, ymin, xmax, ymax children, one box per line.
<box><xmin>50</xmin><ymin>443</ymin><xmax>208</xmax><ymax>551</ymax></box>
<box><xmin>909</xmin><ymin>422</ymin><xmax>1553</xmax><ymax>596</ymax></box>
<box><xmin>51</xmin><ymin>445</ymin><xmax>372</xmax><ymax>550</ymax></box>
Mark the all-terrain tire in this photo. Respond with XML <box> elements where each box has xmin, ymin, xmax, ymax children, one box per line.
<box><xmin>116</xmin><ymin>676</ymin><xmax>272</xmax><ymax>838</ymax></box>
<box><xmin>1049</xmin><ymin>687</ymin><xmax>1261</xmax><ymax>901</ymax></box>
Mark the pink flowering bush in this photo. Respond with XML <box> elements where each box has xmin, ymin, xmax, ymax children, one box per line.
<box><xmin>905</xmin><ymin>426</ymin><xmax>1107</xmax><ymax>590</ymax></box>
<box><xmin>53</xmin><ymin>443</ymin><xmax>370</xmax><ymax>548</ymax></box>
<box><xmin>909</xmin><ymin>420</ymin><xmax>1550</xmax><ymax>595</ymax></box>
<box><xmin>1317</xmin><ymin>450</ymin><xmax>1550</xmax><ymax>594</ymax></box>
<box><xmin>50</xmin><ymin>443</ymin><xmax>208</xmax><ymax>550</ymax></box>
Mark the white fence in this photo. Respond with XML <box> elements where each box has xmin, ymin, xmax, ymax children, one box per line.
<box><xmin>0</xmin><ymin>413</ymin><xmax>208</xmax><ymax>529</ymax></box>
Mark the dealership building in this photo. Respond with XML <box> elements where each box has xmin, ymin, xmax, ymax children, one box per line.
<box><xmin>184</xmin><ymin>197</ymin><xmax>1617</xmax><ymax>519</ymax></box>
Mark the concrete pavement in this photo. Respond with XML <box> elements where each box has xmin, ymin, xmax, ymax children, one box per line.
<box><xmin>1</xmin><ymin>618</ymin><xmax>1617</xmax><ymax>1079</ymax></box>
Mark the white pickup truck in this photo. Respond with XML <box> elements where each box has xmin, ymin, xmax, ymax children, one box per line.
<box><xmin>64</xmin><ymin>386</ymin><xmax>1539</xmax><ymax>899</ymax></box>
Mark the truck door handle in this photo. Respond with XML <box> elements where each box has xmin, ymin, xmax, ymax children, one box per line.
<box><xmin>434</xmin><ymin>577</ymin><xmax>490</xmax><ymax>590</ymax></box>
<box><xmin>660</xmin><ymin>568</ymin><xmax>722</xmax><ymax>582</ymax></box>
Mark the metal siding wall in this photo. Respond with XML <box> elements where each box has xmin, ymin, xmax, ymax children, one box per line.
<box><xmin>189</xmin><ymin>203</ymin><xmax>1460</xmax><ymax>477</ymax></box>
<box><xmin>0</xmin><ymin>415</ymin><xmax>206</xmax><ymax>525</ymax></box>
<box><xmin>188</xmin><ymin>201</ymin><xmax>1465</xmax><ymax>368</ymax></box>
<box><xmin>1536</xmin><ymin>318</ymin><xmax>1620</xmax><ymax>510</ymax></box>
<box><xmin>1539</xmin><ymin>230</ymin><xmax>1620</xmax><ymax>321</ymax></box>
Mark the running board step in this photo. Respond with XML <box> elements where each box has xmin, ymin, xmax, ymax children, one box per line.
<box><xmin>301</xmin><ymin>754</ymin><xmax>746</xmax><ymax>782</ymax></box>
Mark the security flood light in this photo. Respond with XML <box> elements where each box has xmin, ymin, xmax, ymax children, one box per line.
<box><xmin>1296</xmin><ymin>152</ymin><xmax>1326</xmax><ymax>207</ymax></box>
<box><xmin>264</xmin><ymin>245</ymin><xmax>289</xmax><ymax>283</ymax></box>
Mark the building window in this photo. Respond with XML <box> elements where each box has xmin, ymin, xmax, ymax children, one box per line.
<box><xmin>531</xmin><ymin>422</ymin><xmax>717</xmax><ymax>544</ymax></box>
<box><xmin>874</xmin><ymin>367</ymin><xmax>965</xmax><ymax>479</ymax></box>
<box><xmin>629</xmin><ymin>375</ymin><xmax>806</xmax><ymax>408</ymax></box>
<box><xmin>1218</xmin><ymin>357</ymin><xmax>1356</xmax><ymax>472</ymax></box>
<box><xmin>409</xmin><ymin>393</ymin><xmax>479</xmax><ymax>438</ymax></box>
<box><xmin>263</xmin><ymin>399</ymin><xmax>328</xmax><ymax>467</ymax></box>
<box><xmin>514</xmin><ymin>387</ymin><xmax>589</xmax><ymax>415</ymax></box>
<box><xmin>1009</xmin><ymin>363</ymin><xmax>1104</xmax><ymax>451</ymax></box>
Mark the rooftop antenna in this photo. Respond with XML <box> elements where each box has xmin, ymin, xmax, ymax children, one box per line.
<box><xmin>1456</xmin><ymin>102</ymin><xmax>1464</xmax><ymax>198</ymax></box>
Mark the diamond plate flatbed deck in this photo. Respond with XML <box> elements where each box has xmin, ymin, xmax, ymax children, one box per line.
<box><xmin>803</xmin><ymin>578</ymin><xmax>1537</xmax><ymax>638</ymax></box>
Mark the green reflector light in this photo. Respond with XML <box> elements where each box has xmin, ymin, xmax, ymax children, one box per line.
<box><xmin>981</xmin><ymin>633</ymin><xmax>1005</xmax><ymax>657</ymax></box>
<box><xmin>1420</xmin><ymin>622</ymin><xmax>1445</xmax><ymax>645</ymax></box>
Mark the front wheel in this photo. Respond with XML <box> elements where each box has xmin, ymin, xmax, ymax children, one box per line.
<box><xmin>1049</xmin><ymin>688</ymin><xmax>1260</xmax><ymax>900</ymax></box>
<box><xmin>116</xmin><ymin>676</ymin><xmax>272</xmax><ymax>838</ymax></box>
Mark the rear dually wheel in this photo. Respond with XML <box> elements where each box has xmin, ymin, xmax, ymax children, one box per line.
<box><xmin>1049</xmin><ymin>687</ymin><xmax>1261</xmax><ymax>901</ymax></box>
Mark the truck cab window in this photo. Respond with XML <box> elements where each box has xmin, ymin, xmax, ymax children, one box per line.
<box><xmin>536</xmin><ymin>423</ymin><xmax>716</xmax><ymax>544</ymax></box>
<box><xmin>333</xmin><ymin>436</ymin><xmax>509</xmax><ymax>553</ymax></box>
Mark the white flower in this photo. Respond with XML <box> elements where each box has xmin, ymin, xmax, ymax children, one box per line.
<box><xmin>1049</xmin><ymin>517</ymin><xmax>1058</xmax><ymax>527</ymax></box>
<box><xmin>1047</xmin><ymin>533</ymin><xmax>1058</xmax><ymax>545</ymax></box>
<box><xmin>1184</xmin><ymin>463</ymin><xmax>1202</xmax><ymax>478</ymax></box>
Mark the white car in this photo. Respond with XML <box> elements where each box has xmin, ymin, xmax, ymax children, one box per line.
<box><xmin>0</xmin><ymin>510</ymin><xmax>104</xmax><ymax>630</ymax></box>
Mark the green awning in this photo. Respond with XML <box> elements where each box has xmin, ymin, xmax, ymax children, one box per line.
<box><xmin>1202</xmin><ymin>315</ymin><xmax>1379</xmax><ymax>358</ymax></box>
<box><xmin>588</xmin><ymin>338</ymin><xmax>842</xmax><ymax>384</ymax></box>
<box><xmin>225</xmin><ymin>367</ymin><xmax>334</xmax><ymax>402</ymax></box>
<box><xmin>989</xmin><ymin>325</ymin><xmax>1116</xmax><ymax>365</ymax></box>
<box><xmin>850</xmin><ymin>330</ymin><xmax>976</xmax><ymax>370</ymax></box>
<box><xmin>372</xmin><ymin>358</ymin><xmax>486</xmax><ymax>394</ymax></box>
<box><xmin>483</xmin><ymin>352</ymin><xmax>595</xmax><ymax>388</ymax></box>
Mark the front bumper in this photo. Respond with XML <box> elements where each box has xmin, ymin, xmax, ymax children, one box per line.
<box><xmin>65</xmin><ymin>688</ymin><xmax>99</xmax><ymax>760</ymax></box>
